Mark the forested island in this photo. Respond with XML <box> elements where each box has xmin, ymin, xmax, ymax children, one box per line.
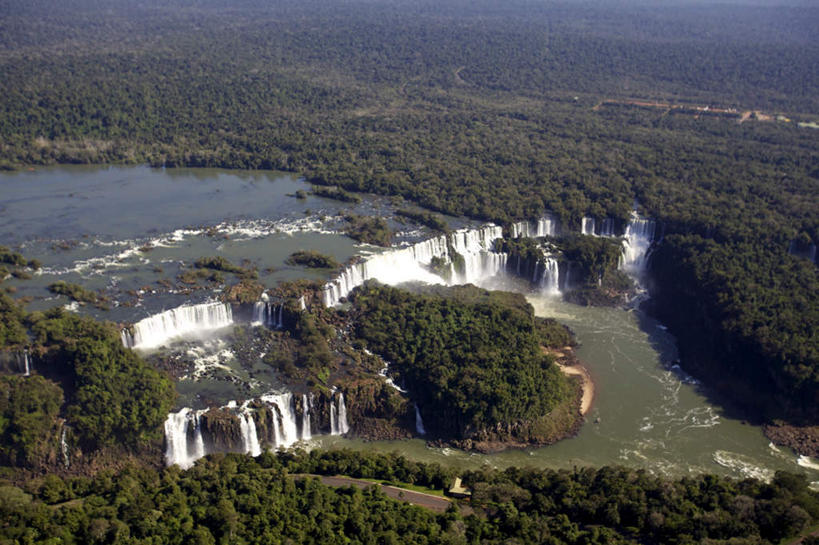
<box><xmin>1</xmin><ymin>0</ymin><xmax>818</xmax><ymax>542</ymax></box>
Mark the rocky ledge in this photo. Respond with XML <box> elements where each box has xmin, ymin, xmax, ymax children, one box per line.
<box><xmin>763</xmin><ymin>424</ymin><xmax>819</xmax><ymax>457</ymax></box>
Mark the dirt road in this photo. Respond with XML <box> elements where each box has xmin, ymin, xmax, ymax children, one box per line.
<box><xmin>293</xmin><ymin>474</ymin><xmax>464</xmax><ymax>514</ymax></box>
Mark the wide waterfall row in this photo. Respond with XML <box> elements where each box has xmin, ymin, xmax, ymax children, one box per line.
<box><xmin>122</xmin><ymin>302</ymin><xmax>233</xmax><ymax>350</ymax></box>
<box><xmin>322</xmin><ymin>225</ymin><xmax>505</xmax><ymax>306</ymax></box>
<box><xmin>164</xmin><ymin>391</ymin><xmax>349</xmax><ymax>469</ymax></box>
<box><xmin>251</xmin><ymin>301</ymin><xmax>284</xmax><ymax>329</ymax></box>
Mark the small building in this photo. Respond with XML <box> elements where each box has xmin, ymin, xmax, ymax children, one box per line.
<box><xmin>447</xmin><ymin>477</ymin><xmax>472</xmax><ymax>499</ymax></box>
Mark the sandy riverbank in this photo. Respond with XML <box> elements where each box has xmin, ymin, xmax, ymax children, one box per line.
<box><xmin>543</xmin><ymin>346</ymin><xmax>594</xmax><ymax>416</ymax></box>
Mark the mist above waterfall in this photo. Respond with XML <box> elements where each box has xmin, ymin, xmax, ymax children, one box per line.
<box><xmin>122</xmin><ymin>301</ymin><xmax>234</xmax><ymax>350</ymax></box>
<box><xmin>164</xmin><ymin>390</ymin><xmax>350</xmax><ymax>468</ymax></box>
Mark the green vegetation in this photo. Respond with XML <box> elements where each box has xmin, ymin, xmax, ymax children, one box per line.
<box><xmin>553</xmin><ymin>235</ymin><xmax>624</xmax><ymax>288</ymax></box>
<box><xmin>47</xmin><ymin>281</ymin><xmax>104</xmax><ymax>307</ymax></box>
<box><xmin>351</xmin><ymin>284</ymin><xmax>573</xmax><ymax>439</ymax></box>
<box><xmin>311</xmin><ymin>186</ymin><xmax>362</xmax><ymax>204</ymax></box>
<box><xmin>30</xmin><ymin>308</ymin><xmax>175</xmax><ymax>449</ymax></box>
<box><xmin>535</xmin><ymin>317</ymin><xmax>575</xmax><ymax>349</ymax></box>
<box><xmin>0</xmin><ymin>289</ymin><xmax>174</xmax><ymax>463</ymax></box>
<box><xmin>195</xmin><ymin>256</ymin><xmax>257</xmax><ymax>279</ymax></box>
<box><xmin>0</xmin><ymin>375</ymin><xmax>63</xmax><ymax>468</ymax></box>
<box><xmin>650</xmin><ymin>235</ymin><xmax>819</xmax><ymax>423</ymax></box>
<box><xmin>176</xmin><ymin>268</ymin><xmax>224</xmax><ymax>285</ymax></box>
<box><xmin>1</xmin><ymin>449</ymin><xmax>816</xmax><ymax>544</ymax></box>
<box><xmin>344</xmin><ymin>215</ymin><xmax>392</xmax><ymax>247</ymax></box>
<box><xmin>396</xmin><ymin>209</ymin><xmax>449</xmax><ymax>233</ymax></box>
<box><xmin>0</xmin><ymin>246</ymin><xmax>40</xmax><ymax>280</ymax></box>
<box><xmin>285</xmin><ymin>250</ymin><xmax>340</xmax><ymax>270</ymax></box>
<box><xmin>222</xmin><ymin>278</ymin><xmax>265</xmax><ymax>304</ymax></box>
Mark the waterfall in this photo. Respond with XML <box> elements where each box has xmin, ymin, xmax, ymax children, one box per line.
<box><xmin>789</xmin><ymin>240</ymin><xmax>818</xmax><ymax>263</ymax></box>
<box><xmin>164</xmin><ymin>408</ymin><xmax>194</xmax><ymax>469</ymax></box>
<box><xmin>60</xmin><ymin>426</ymin><xmax>70</xmax><ymax>468</ymax></box>
<box><xmin>301</xmin><ymin>394</ymin><xmax>312</xmax><ymax>440</ymax></box>
<box><xmin>163</xmin><ymin>391</ymin><xmax>316</xmax><ymax>468</ymax></box>
<box><xmin>122</xmin><ymin>302</ymin><xmax>233</xmax><ymax>349</ymax></box>
<box><xmin>582</xmin><ymin>217</ymin><xmax>618</xmax><ymax>237</ymax></box>
<box><xmin>415</xmin><ymin>405</ymin><xmax>426</xmax><ymax>435</ymax></box>
<box><xmin>582</xmin><ymin>217</ymin><xmax>596</xmax><ymax>236</ymax></box>
<box><xmin>322</xmin><ymin>225</ymin><xmax>505</xmax><ymax>306</ymax></box>
<box><xmin>164</xmin><ymin>408</ymin><xmax>206</xmax><ymax>469</ymax></box>
<box><xmin>239</xmin><ymin>410</ymin><xmax>262</xmax><ymax>457</ymax></box>
<box><xmin>271</xmin><ymin>405</ymin><xmax>282</xmax><ymax>446</ymax></box>
<box><xmin>338</xmin><ymin>393</ymin><xmax>350</xmax><ymax>435</ymax></box>
<box><xmin>538</xmin><ymin>257</ymin><xmax>561</xmax><ymax>295</ymax></box>
<box><xmin>22</xmin><ymin>350</ymin><xmax>31</xmax><ymax>377</ymax></box>
<box><xmin>252</xmin><ymin>302</ymin><xmax>283</xmax><ymax>329</ymax></box>
<box><xmin>298</xmin><ymin>295</ymin><xmax>307</xmax><ymax>311</ymax></box>
<box><xmin>260</xmin><ymin>392</ymin><xmax>300</xmax><ymax>447</ymax></box>
<box><xmin>191</xmin><ymin>411</ymin><xmax>205</xmax><ymax>461</ymax></box>
<box><xmin>510</xmin><ymin>216</ymin><xmax>558</xmax><ymax>238</ymax></box>
<box><xmin>330</xmin><ymin>401</ymin><xmax>338</xmax><ymax>435</ymax></box>
<box><xmin>621</xmin><ymin>214</ymin><xmax>658</xmax><ymax>272</ymax></box>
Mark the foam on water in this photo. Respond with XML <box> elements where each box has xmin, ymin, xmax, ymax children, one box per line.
<box><xmin>713</xmin><ymin>451</ymin><xmax>775</xmax><ymax>481</ymax></box>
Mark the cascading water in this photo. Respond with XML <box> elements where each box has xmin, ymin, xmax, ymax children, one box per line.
<box><xmin>60</xmin><ymin>426</ymin><xmax>70</xmax><ymax>468</ymax></box>
<box><xmin>260</xmin><ymin>392</ymin><xmax>301</xmax><ymax>447</ymax></box>
<box><xmin>252</xmin><ymin>302</ymin><xmax>284</xmax><ymax>329</ymax></box>
<box><xmin>330</xmin><ymin>402</ymin><xmax>338</xmax><ymax>435</ymax></box>
<box><xmin>510</xmin><ymin>216</ymin><xmax>559</xmax><ymax>238</ymax></box>
<box><xmin>302</xmin><ymin>394</ymin><xmax>312</xmax><ymax>440</ymax></box>
<box><xmin>415</xmin><ymin>405</ymin><xmax>426</xmax><ymax>435</ymax></box>
<box><xmin>164</xmin><ymin>390</ymin><xmax>326</xmax><ymax>468</ymax></box>
<box><xmin>322</xmin><ymin>225</ymin><xmax>505</xmax><ymax>306</ymax></box>
<box><xmin>21</xmin><ymin>350</ymin><xmax>30</xmax><ymax>377</ymax></box>
<box><xmin>338</xmin><ymin>393</ymin><xmax>350</xmax><ymax>435</ymax></box>
<box><xmin>239</xmin><ymin>409</ymin><xmax>262</xmax><ymax>457</ymax></box>
<box><xmin>165</xmin><ymin>408</ymin><xmax>193</xmax><ymax>469</ymax></box>
<box><xmin>621</xmin><ymin>214</ymin><xmax>658</xmax><ymax>273</ymax></box>
<box><xmin>122</xmin><ymin>302</ymin><xmax>233</xmax><ymax>349</ymax></box>
<box><xmin>538</xmin><ymin>257</ymin><xmax>561</xmax><ymax>295</ymax></box>
<box><xmin>582</xmin><ymin>217</ymin><xmax>596</xmax><ymax>236</ymax></box>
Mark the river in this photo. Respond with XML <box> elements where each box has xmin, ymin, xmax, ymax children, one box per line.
<box><xmin>2</xmin><ymin>165</ymin><xmax>817</xmax><ymax>484</ymax></box>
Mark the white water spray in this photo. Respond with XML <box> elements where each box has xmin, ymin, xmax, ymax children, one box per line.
<box><xmin>322</xmin><ymin>225</ymin><xmax>505</xmax><ymax>306</ymax></box>
<box><xmin>122</xmin><ymin>302</ymin><xmax>233</xmax><ymax>349</ymax></box>
<box><xmin>415</xmin><ymin>405</ymin><xmax>426</xmax><ymax>435</ymax></box>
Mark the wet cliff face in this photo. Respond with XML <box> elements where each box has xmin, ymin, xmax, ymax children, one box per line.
<box><xmin>202</xmin><ymin>408</ymin><xmax>244</xmax><ymax>452</ymax></box>
<box><xmin>340</xmin><ymin>378</ymin><xmax>414</xmax><ymax>440</ymax></box>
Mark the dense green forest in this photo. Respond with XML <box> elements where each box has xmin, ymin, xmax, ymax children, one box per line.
<box><xmin>649</xmin><ymin>235</ymin><xmax>819</xmax><ymax>422</ymax></box>
<box><xmin>0</xmin><ymin>288</ymin><xmax>174</xmax><ymax>470</ymax></box>
<box><xmin>1</xmin><ymin>448</ymin><xmax>817</xmax><ymax>544</ymax></box>
<box><xmin>1</xmin><ymin>2</ymin><xmax>819</xmax><ymax>541</ymax></box>
<box><xmin>351</xmin><ymin>284</ymin><xmax>575</xmax><ymax>442</ymax></box>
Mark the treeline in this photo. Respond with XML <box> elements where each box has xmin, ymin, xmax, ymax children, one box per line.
<box><xmin>649</xmin><ymin>235</ymin><xmax>819</xmax><ymax>422</ymax></box>
<box><xmin>350</xmin><ymin>284</ymin><xmax>572</xmax><ymax>439</ymax></box>
<box><xmin>1</xmin><ymin>448</ymin><xmax>816</xmax><ymax>544</ymax></box>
